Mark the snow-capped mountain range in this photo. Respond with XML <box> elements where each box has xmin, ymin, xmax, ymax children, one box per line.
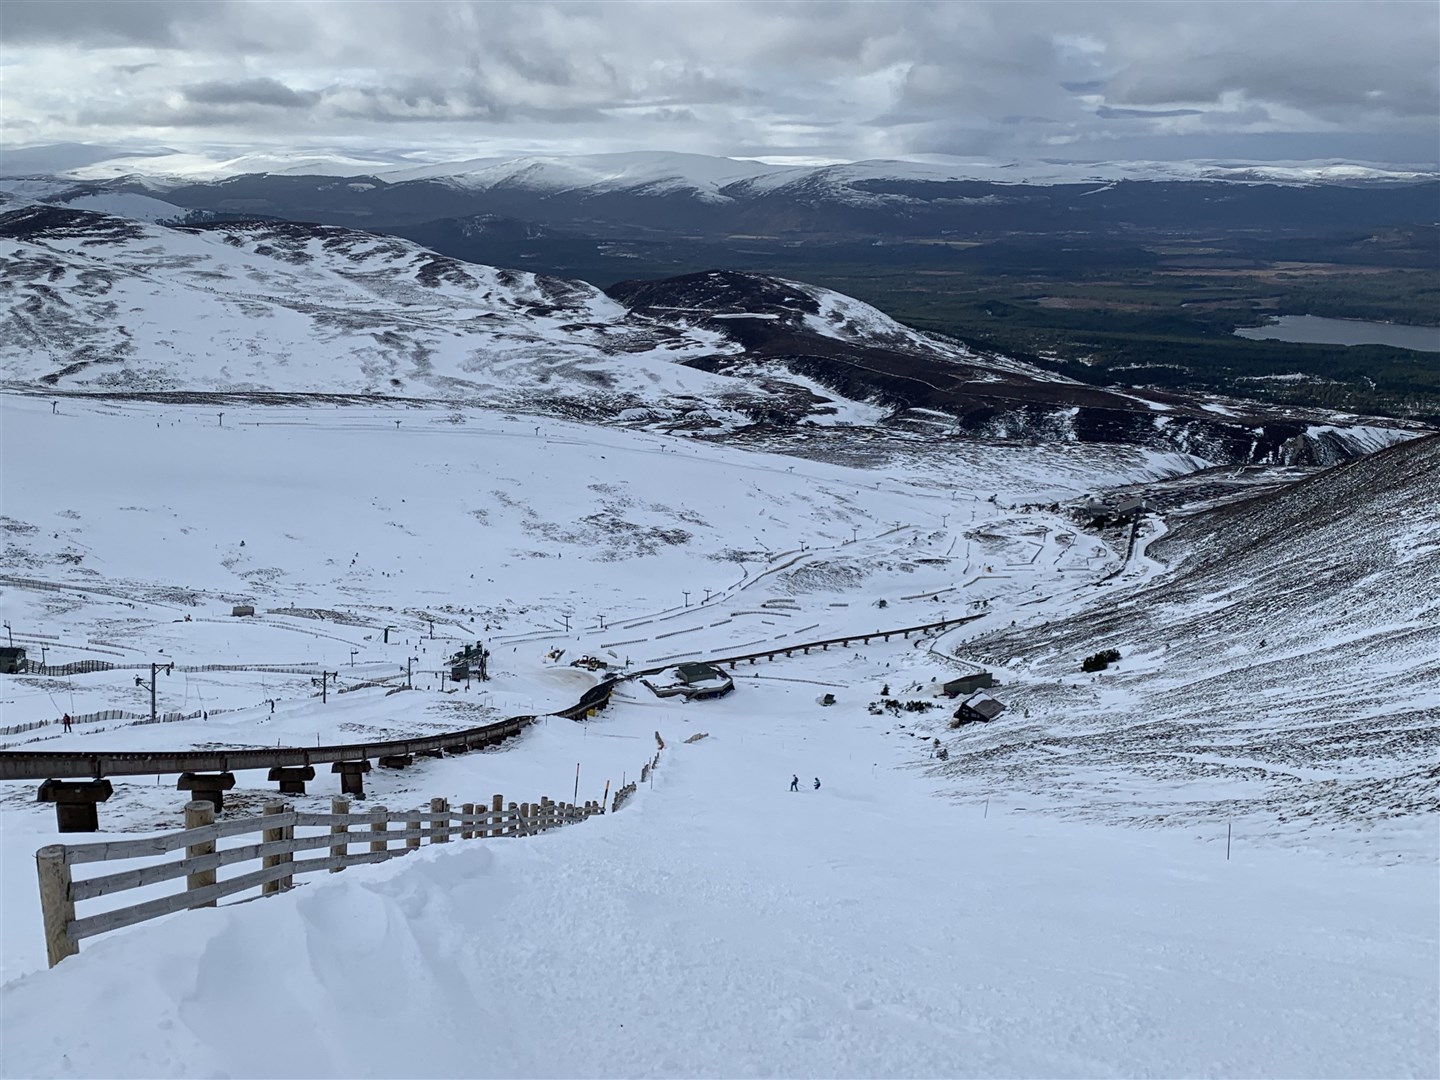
<box><xmin>3</xmin><ymin>146</ymin><xmax>1435</xmax><ymax>255</ymax></box>
<box><xmin>0</xmin><ymin>204</ymin><xmax>1414</xmax><ymax>463</ymax></box>
<box><xmin>6</xmin><ymin>144</ymin><xmax>1436</xmax><ymax>189</ymax></box>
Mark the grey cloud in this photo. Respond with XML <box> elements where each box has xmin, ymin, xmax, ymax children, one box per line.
<box><xmin>642</xmin><ymin>108</ymin><xmax>702</xmax><ymax>125</ymax></box>
<box><xmin>1096</xmin><ymin>106</ymin><xmax>1205</xmax><ymax>120</ymax></box>
<box><xmin>183</xmin><ymin>78</ymin><xmax>320</xmax><ymax>110</ymax></box>
<box><xmin>4</xmin><ymin>0</ymin><xmax>1436</xmax><ymax>165</ymax></box>
<box><xmin>0</xmin><ymin>0</ymin><xmax>231</xmax><ymax>47</ymax></box>
<box><xmin>326</xmin><ymin>81</ymin><xmax>609</xmax><ymax>126</ymax></box>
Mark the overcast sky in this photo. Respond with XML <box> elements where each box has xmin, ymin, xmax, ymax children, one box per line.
<box><xmin>2</xmin><ymin>0</ymin><xmax>1436</xmax><ymax>165</ymax></box>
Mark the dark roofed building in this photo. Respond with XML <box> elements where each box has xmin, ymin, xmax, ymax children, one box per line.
<box><xmin>942</xmin><ymin>671</ymin><xmax>994</xmax><ymax>698</ymax></box>
<box><xmin>676</xmin><ymin>662</ymin><xmax>723</xmax><ymax>685</ymax></box>
<box><xmin>953</xmin><ymin>690</ymin><xmax>1006</xmax><ymax>725</ymax></box>
<box><xmin>643</xmin><ymin>661</ymin><xmax>735</xmax><ymax>701</ymax></box>
<box><xmin>0</xmin><ymin>646</ymin><xmax>26</xmax><ymax>674</ymax></box>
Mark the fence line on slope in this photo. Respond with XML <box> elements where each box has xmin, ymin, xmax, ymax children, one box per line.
<box><xmin>1</xmin><ymin>706</ymin><xmax>238</xmax><ymax>739</ymax></box>
<box><xmin>22</xmin><ymin>659</ymin><xmax>322</xmax><ymax>678</ymax></box>
<box><xmin>36</xmin><ymin>733</ymin><xmax>667</xmax><ymax>969</ymax></box>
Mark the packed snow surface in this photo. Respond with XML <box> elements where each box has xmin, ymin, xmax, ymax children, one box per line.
<box><xmin>2</xmin><ymin>697</ymin><xmax>1435</xmax><ymax>1079</ymax></box>
<box><xmin>0</xmin><ymin>395</ymin><xmax>1434</xmax><ymax>1078</ymax></box>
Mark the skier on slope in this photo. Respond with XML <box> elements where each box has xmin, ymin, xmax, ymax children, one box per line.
<box><xmin>813</xmin><ymin>777</ymin><xmax>821</xmax><ymax>790</ymax></box>
<box><xmin>790</xmin><ymin>774</ymin><xmax>799</xmax><ymax>792</ymax></box>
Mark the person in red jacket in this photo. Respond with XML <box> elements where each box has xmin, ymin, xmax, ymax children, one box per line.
<box><xmin>61</xmin><ymin>713</ymin><xmax>72</xmax><ymax>732</ymax></box>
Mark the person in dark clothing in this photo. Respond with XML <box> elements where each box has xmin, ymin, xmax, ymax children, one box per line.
<box><xmin>61</xmin><ymin>713</ymin><xmax>72</xmax><ymax>732</ymax></box>
<box><xmin>813</xmin><ymin>777</ymin><xmax>821</xmax><ymax>790</ymax></box>
<box><xmin>790</xmin><ymin>774</ymin><xmax>799</xmax><ymax>792</ymax></box>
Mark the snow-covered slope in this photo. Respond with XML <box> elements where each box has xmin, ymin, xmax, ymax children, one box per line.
<box><xmin>0</xmin><ymin>205</ymin><xmax>753</xmax><ymax>411</ymax></box>
<box><xmin>932</xmin><ymin>433</ymin><xmax>1440</xmax><ymax>838</ymax></box>
<box><xmin>0</xmin><ymin>206</ymin><xmax>1420</xmax><ymax>462</ymax></box>
<box><xmin>0</xmin><ymin>379</ymin><xmax>1434</xmax><ymax>1077</ymax></box>
<box><xmin>0</xmin><ymin>391</ymin><xmax>1435</xmax><ymax>1076</ymax></box>
<box><xmin>2</xmin><ymin>714</ymin><xmax>1433</xmax><ymax>1079</ymax></box>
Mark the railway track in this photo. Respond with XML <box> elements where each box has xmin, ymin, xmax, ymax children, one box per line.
<box><xmin>0</xmin><ymin>615</ymin><xmax>977</xmax><ymax>783</ymax></box>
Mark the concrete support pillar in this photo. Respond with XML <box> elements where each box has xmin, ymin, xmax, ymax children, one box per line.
<box><xmin>37</xmin><ymin>778</ymin><xmax>113</xmax><ymax>833</ymax></box>
<box><xmin>331</xmin><ymin>760</ymin><xmax>370</xmax><ymax>798</ymax></box>
<box><xmin>268</xmin><ymin>765</ymin><xmax>315</xmax><ymax>795</ymax></box>
<box><xmin>176</xmin><ymin>772</ymin><xmax>236</xmax><ymax>813</ymax></box>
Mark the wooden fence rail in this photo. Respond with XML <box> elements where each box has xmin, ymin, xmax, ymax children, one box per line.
<box><xmin>38</xmin><ymin>735</ymin><xmax>666</xmax><ymax>968</ymax></box>
<box><xmin>36</xmin><ymin>790</ymin><xmax>620</xmax><ymax>969</ymax></box>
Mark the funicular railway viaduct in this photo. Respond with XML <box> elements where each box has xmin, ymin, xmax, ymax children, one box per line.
<box><xmin>1</xmin><ymin>615</ymin><xmax>980</xmax><ymax>830</ymax></box>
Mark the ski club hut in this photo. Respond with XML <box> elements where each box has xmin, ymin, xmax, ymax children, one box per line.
<box><xmin>0</xmin><ymin>645</ymin><xmax>26</xmax><ymax>674</ymax></box>
<box><xmin>952</xmin><ymin>690</ymin><xmax>1006</xmax><ymax>726</ymax></box>
<box><xmin>641</xmin><ymin>661</ymin><xmax>735</xmax><ymax>701</ymax></box>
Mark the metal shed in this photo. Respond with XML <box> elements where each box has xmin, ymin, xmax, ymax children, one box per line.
<box><xmin>942</xmin><ymin>671</ymin><xmax>995</xmax><ymax>698</ymax></box>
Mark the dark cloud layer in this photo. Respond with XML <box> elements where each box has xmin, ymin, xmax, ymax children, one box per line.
<box><xmin>4</xmin><ymin>0</ymin><xmax>1436</xmax><ymax>164</ymax></box>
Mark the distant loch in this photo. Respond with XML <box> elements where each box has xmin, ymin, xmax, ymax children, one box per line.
<box><xmin>1235</xmin><ymin>315</ymin><xmax>1440</xmax><ymax>353</ymax></box>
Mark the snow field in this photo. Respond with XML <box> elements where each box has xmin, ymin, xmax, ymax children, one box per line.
<box><xmin>1</xmin><ymin>667</ymin><xmax>1436</xmax><ymax>1078</ymax></box>
<box><xmin>0</xmin><ymin>392</ymin><xmax>1169</xmax><ymax>749</ymax></box>
<box><xmin>2</xmin><ymin>393</ymin><xmax>1434</xmax><ymax>1077</ymax></box>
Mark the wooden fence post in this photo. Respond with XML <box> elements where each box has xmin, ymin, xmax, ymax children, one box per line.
<box><xmin>540</xmin><ymin>796</ymin><xmax>552</xmax><ymax>831</ymax></box>
<box><xmin>281</xmin><ymin>812</ymin><xmax>295</xmax><ymax>891</ymax></box>
<box><xmin>519</xmin><ymin>802</ymin><xmax>530</xmax><ymax>836</ymax></box>
<box><xmin>261</xmin><ymin>799</ymin><xmax>285</xmax><ymax>897</ymax></box>
<box><xmin>370</xmin><ymin>806</ymin><xmax>389</xmax><ymax>855</ymax></box>
<box><xmin>406</xmin><ymin>810</ymin><xmax>422</xmax><ymax>851</ymax></box>
<box><xmin>507</xmin><ymin>801</ymin><xmax>518</xmax><ymax>837</ymax></box>
<box><xmin>491</xmin><ymin>794</ymin><xmax>504</xmax><ymax>838</ymax></box>
<box><xmin>36</xmin><ymin>845</ymin><xmax>78</xmax><ymax>968</ymax></box>
<box><xmin>461</xmin><ymin>802</ymin><xmax>475</xmax><ymax>840</ymax></box>
<box><xmin>330</xmin><ymin>797</ymin><xmax>349</xmax><ymax>873</ymax></box>
<box><xmin>431</xmin><ymin>797</ymin><xmax>449</xmax><ymax>843</ymax></box>
<box><xmin>186</xmin><ymin>800</ymin><xmax>217</xmax><ymax>906</ymax></box>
